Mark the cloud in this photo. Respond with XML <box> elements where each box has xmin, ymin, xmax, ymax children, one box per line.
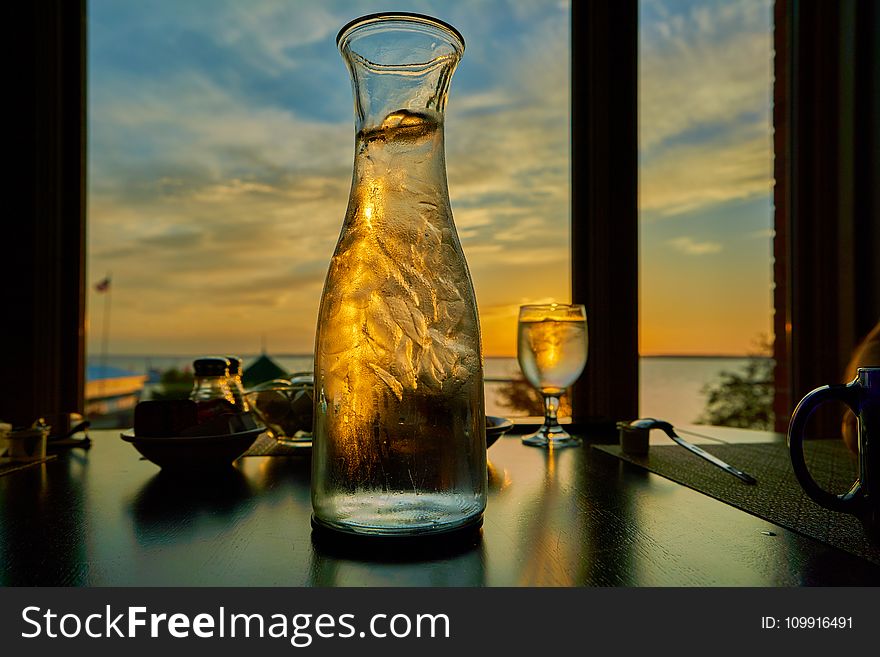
<box><xmin>87</xmin><ymin>1</ymin><xmax>572</xmax><ymax>354</ymax></box>
<box><xmin>666</xmin><ymin>236</ymin><xmax>723</xmax><ymax>256</ymax></box>
<box><xmin>639</xmin><ymin>0</ymin><xmax>772</xmax><ymax>218</ymax></box>
<box><xmin>640</xmin><ymin>123</ymin><xmax>772</xmax><ymax>217</ymax></box>
<box><xmin>90</xmin><ymin>71</ymin><xmax>352</xmax><ymax>187</ymax></box>
<box><xmin>493</xmin><ymin>217</ymin><xmax>551</xmax><ymax>242</ymax></box>
<box><xmin>212</xmin><ymin>1</ymin><xmax>342</xmax><ymax>71</ymax></box>
<box><xmin>640</xmin><ymin>0</ymin><xmax>771</xmax><ymax>150</ymax></box>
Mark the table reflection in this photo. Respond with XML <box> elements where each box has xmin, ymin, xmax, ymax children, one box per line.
<box><xmin>2</xmin><ymin>431</ymin><xmax>878</xmax><ymax>585</ymax></box>
<box><xmin>511</xmin><ymin>448</ymin><xmax>587</xmax><ymax>585</ymax></box>
<box><xmin>0</xmin><ymin>455</ymin><xmax>88</xmax><ymax>585</ymax></box>
<box><xmin>310</xmin><ymin>528</ymin><xmax>486</xmax><ymax>587</ymax></box>
<box><xmin>129</xmin><ymin>468</ymin><xmax>255</xmax><ymax>546</ymax></box>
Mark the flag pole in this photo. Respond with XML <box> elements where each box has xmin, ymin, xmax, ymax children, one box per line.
<box><xmin>99</xmin><ymin>272</ymin><xmax>112</xmax><ymax>400</ymax></box>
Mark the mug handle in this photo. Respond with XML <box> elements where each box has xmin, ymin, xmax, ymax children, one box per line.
<box><xmin>788</xmin><ymin>383</ymin><xmax>863</xmax><ymax>512</ymax></box>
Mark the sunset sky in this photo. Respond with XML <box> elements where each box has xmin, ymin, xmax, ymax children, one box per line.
<box><xmin>639</xmin><ymin>0</ymin><xmax>774</xmax><ymax>355</ymax></box>
<box><xmin>87</xmin><ymin>0</ymin><xmax>773</xmax><ymax>358</ymax></box>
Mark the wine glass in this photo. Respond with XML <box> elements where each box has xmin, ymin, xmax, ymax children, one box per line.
<box><xmin>517</xmin><ymin>303</ymin><xmax>588</xmax><ymax>448</ymax></box>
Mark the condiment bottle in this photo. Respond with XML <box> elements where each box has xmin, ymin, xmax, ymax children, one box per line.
<box><xmin>189</xmin><ymin>357</ymin><xmax>236</xmax><ymax>424</ymax></box>
<box><xmin>225</xmin><ymin>356</ymin><xmax>251</xmax><ymax>411</ymax></box>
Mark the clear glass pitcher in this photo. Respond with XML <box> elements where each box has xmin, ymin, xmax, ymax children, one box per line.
<box><xmin>311</xmin><ymin>13</ymin><xmax>486</xmax><ymax>537</ymax></box>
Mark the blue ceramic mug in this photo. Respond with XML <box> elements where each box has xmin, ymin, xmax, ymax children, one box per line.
<box><xmin>788</xmin><ymin>367</ymin><xmax>880</xmax><ymax>532</ymax></box>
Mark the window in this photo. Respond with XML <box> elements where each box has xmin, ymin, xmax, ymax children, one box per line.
<box><xmin>9</xmin><ymin>1</ymin><xmax>876</xmax><ymax>439</ymax></box>
<box><xmin>638</xmin><ymin>0</ymin><xmax>775</xmax><ymax>429</ymax></box>
<box><xmin>86</xmin><ymin>1</ymin><xmax>571</xmax><ymax>424</ymax></box>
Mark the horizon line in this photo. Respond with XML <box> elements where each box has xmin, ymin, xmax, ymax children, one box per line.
<box><xmin>86</xmin><ymin>351</ymin><xmax>766</xmax><ymax>360</ymax></box>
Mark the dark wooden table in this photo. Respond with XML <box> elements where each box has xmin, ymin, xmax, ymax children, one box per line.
<box><xmin>2</xmin><ymin>427</ymin><xmax>879</xmax><ymax>586</ymax></box>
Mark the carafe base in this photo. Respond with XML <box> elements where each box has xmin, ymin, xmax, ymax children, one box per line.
<box><xmin>311</xmin><ymin>509</ymin><xmax>483</xmax><ymax>538</ymax></box>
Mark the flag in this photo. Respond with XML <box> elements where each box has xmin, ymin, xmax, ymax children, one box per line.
<box><xmin>95</xmin><ymin>276</ymin><xmax>111</xmax><ymax>293</ymax></box>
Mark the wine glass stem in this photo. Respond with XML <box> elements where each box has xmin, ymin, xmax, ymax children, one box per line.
<box><xmin>542</xmin><ymin>393</ymin><xmax>561</xmax><ymax>429</ymax></box>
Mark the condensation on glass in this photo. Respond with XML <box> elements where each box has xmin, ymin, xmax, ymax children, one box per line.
<box><xmin>311</xmin><ymin>13</ymin><xmax>487</xmax><ymax>536</ymax></box>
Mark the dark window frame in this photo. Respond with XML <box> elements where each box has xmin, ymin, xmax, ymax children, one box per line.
<box><xmin>570</xmin><ymin>1</ymin><xmax>639</xmax><ymax>434</ymax></box>
<box><xmin>773</xmin><ymin>0</ymin><xmax>880</xmax><ymax>435</ymax></box>
<box><xmin>4</xmin><ymin>1</ymin><xmax>86</xmax><ymax>427</ymax></box>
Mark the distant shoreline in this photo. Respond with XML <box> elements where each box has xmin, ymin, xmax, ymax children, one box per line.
<box><xmin>88</xmin><ymin>352</ymin><xmax>764</xmax><ymax>360</ymax></box>
<box><xmin>637</xmin><ymin>354</ymin><xmax>767</xmax><ymax>360</ymax></box>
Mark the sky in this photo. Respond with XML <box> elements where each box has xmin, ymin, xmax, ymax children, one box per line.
<box><xmin>87</xmin><ymin>0</ymin><xmax>772</xmax><ymax>358</ymax></box>
<box><xmin>639</xmin><ymin>0</ymin><xmax>774</xmax><ymax>355</ymax></box>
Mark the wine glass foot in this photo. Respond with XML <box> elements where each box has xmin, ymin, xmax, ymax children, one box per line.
<box><xmin>522</xmin><ymin>425</ymin><xmax>582</xmax><ymax>449</ymax></box>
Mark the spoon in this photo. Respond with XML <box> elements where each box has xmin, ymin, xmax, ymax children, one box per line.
<box><xmin>623</xmin><ymin>418</ymin><xmax>757</xmax><ymax>485</ymax></box>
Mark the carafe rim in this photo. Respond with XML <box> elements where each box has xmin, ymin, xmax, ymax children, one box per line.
<box><xmin>337</xmin><ymin>12</ymin><xmax>465</xmax><ymax>55</ymax></box>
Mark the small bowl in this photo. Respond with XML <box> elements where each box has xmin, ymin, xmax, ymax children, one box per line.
<box><xmin>120</xmin><ymin>427</ymin><xmax>264</xmax><ymax>470</ymax></box>
<box><xmin>486</xmin><ymin>416</ymin><xmax>514</xmax><ymax>448</ymax></box>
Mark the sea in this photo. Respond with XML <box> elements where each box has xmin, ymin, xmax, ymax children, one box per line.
<box><xmin>88</xmin><ymin>354</ymin><xmax>761</xmax><ymax>427</ymax></box>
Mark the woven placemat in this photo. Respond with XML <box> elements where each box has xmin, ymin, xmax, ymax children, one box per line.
<box><xmin>243</xmin><ymin>432</ymin><xmax>311</xmax><ymax>457</ymax></box>
<box><xmin>593</xmin><ymin>440</ymin><xmax>880</xmax><ymax>565</ymax></box>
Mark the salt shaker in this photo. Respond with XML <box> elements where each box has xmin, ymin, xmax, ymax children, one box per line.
<box><xmin>189</xmin><ymin>357</ymin><xmax>236</xmax><ymax>423</ymax></box>
<box><xmin>225</xmin><ymin>356</ymin><xmax>251</xmax><ymax>411</ymax></box>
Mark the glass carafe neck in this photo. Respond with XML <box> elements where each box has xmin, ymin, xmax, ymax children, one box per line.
<box><xmin>338</xmin><ymin>13</ymin><xmax>464</xmax><ymax>134</ymax></box>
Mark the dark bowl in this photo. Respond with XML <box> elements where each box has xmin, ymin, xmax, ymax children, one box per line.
<box><xmin>120</xmin><ymin>428</ymin><xmax>264</xmax><ymax>471</ymax></box>
<box><xmin>486</xmin><ymin>416</ymin><xmax>514</xmax><ymax>448</ymax></box>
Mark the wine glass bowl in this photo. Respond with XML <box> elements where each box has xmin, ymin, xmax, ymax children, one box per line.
<box><xmin>517</xmin><ymin>303</ymin><xmax>588</xmax><ymax>448</ymax></box>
